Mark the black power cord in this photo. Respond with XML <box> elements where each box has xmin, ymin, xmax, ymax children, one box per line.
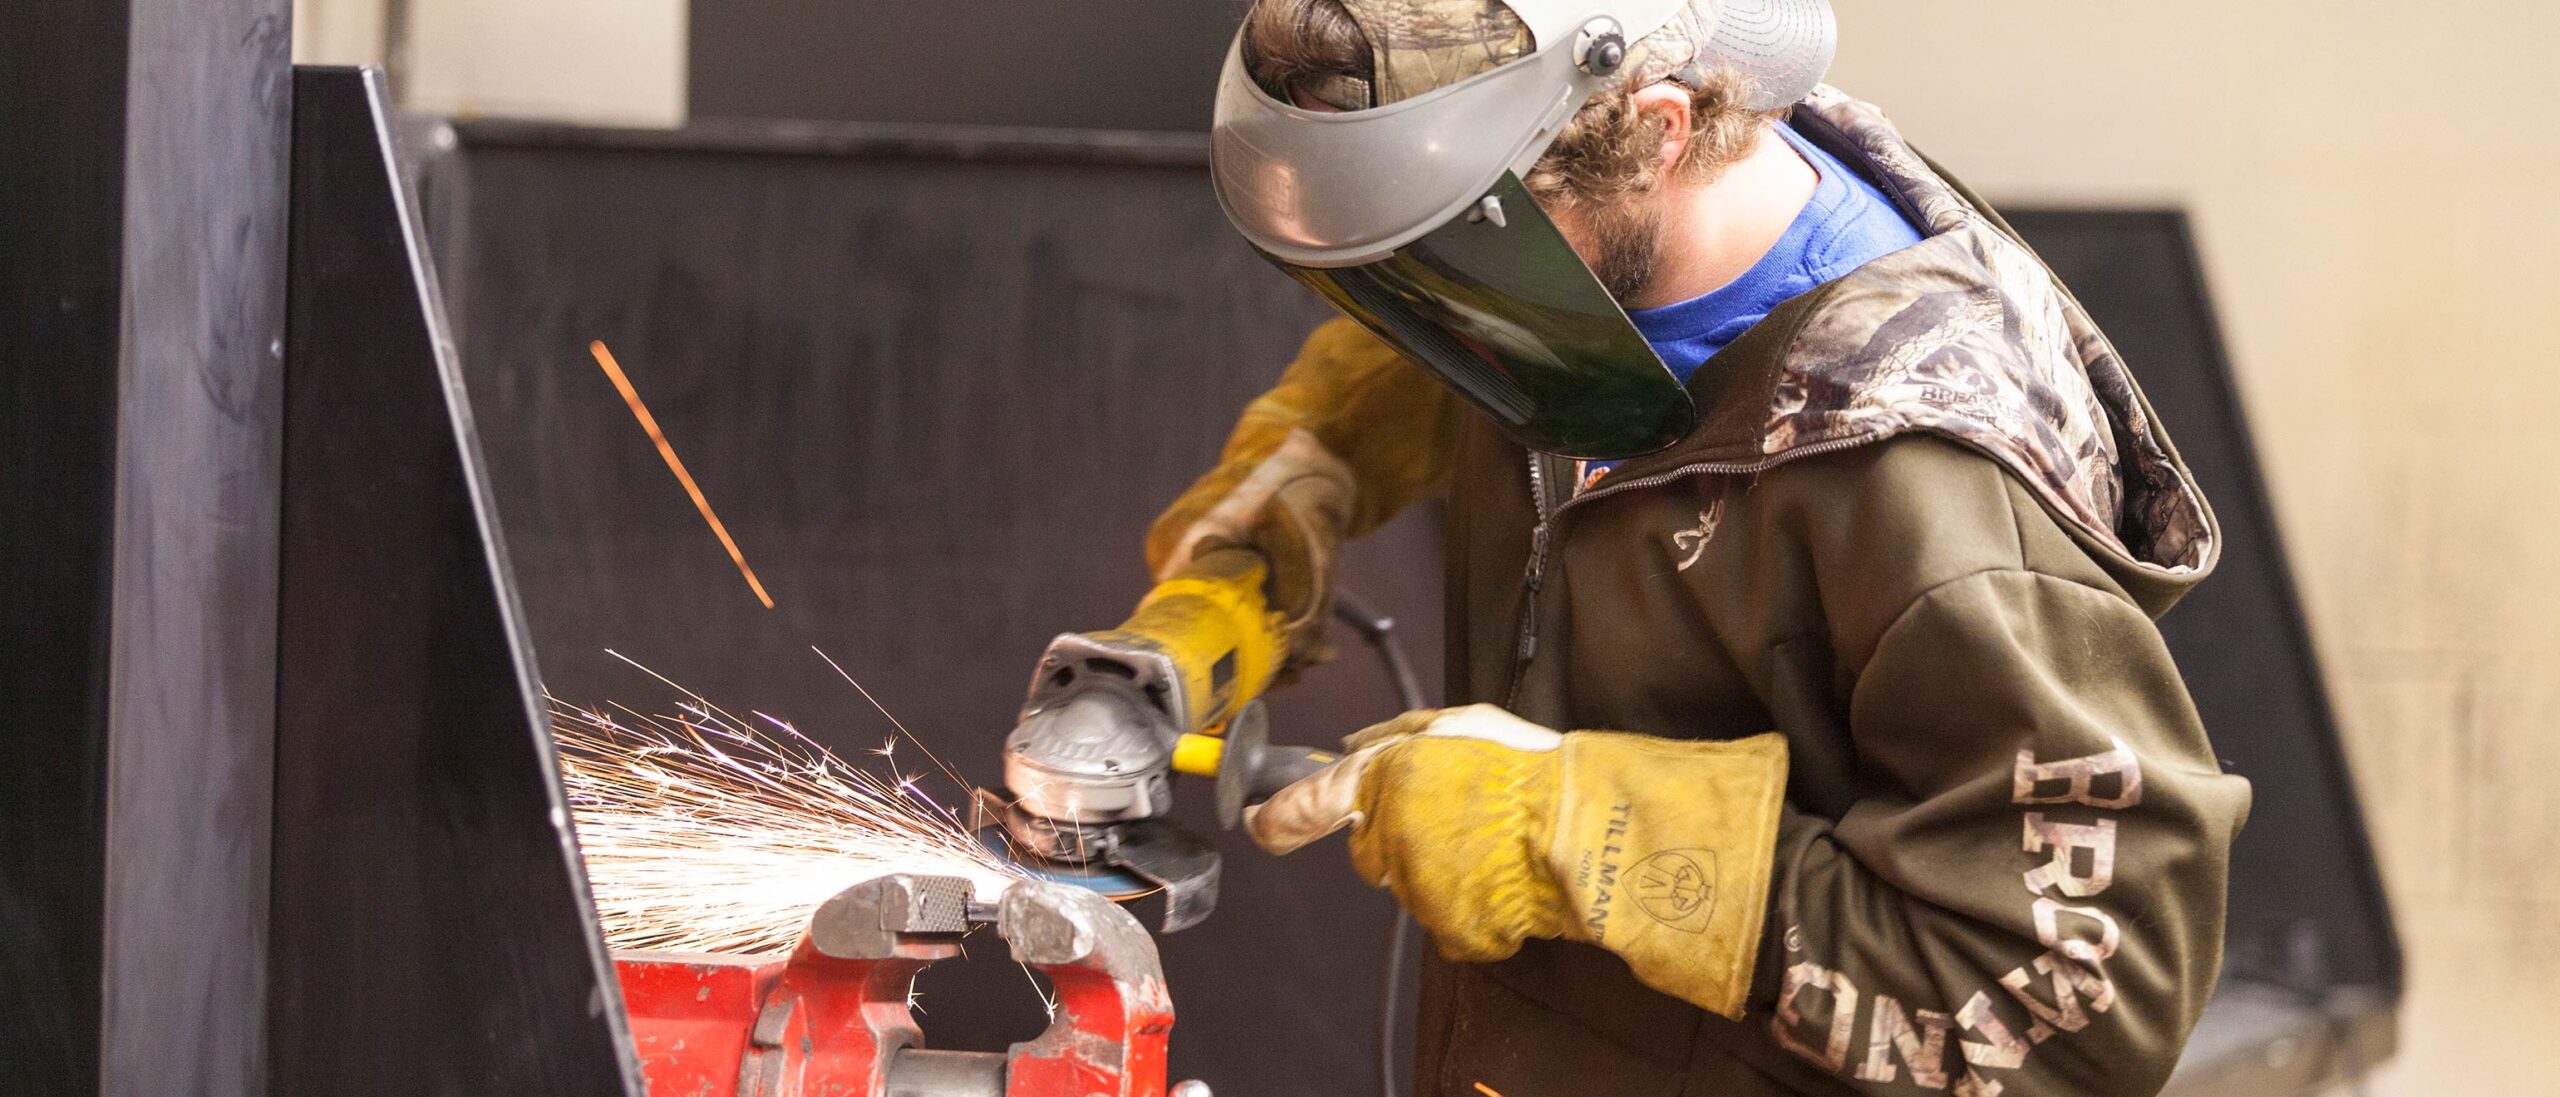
<box><xmin>1333</xmin><ymin>590</ymin><xmax>1429</xmax><ymax>1097</ymax></box>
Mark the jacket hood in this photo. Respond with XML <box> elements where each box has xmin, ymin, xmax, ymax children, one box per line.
<box><xmin>1635</xmin><ymin>87</ymin><xmax>2217</xmax><ymax>580</ymax></box>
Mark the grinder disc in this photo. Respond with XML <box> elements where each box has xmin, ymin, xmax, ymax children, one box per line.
<box><xmin>977</xmin><ymin>826</ymin><xmax>1156</xmax><ymax>900</ymax></box>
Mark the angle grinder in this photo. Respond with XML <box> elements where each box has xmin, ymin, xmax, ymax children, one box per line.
<box><xmin>973</xmin><ymin>553</ymin><xmax>1339</xmax><ymax>932</ymax></box>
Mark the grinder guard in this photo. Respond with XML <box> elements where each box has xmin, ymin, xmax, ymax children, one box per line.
<box><xmin>989</xmin><ymin>634</ymin><xmax>1225</xmax><ymax>932</ymax></box>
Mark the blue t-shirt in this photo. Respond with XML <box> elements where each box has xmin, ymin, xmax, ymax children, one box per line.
<box><xmin>1575</xmin><ymin>122</ymin><xmax>1923</xmax><ymax>492</ymax></box>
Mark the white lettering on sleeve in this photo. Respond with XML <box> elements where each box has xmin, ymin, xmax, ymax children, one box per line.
<box><xmin>2031</xmin><ymin>897</ymin><xmax>2123</xmax><ymax>966</ymax></box>
<box><xmin>1773</xmin><ymin>962</ymin><xmax>1862</xmax><ymax>1073</ymax></box>
<box><xmin>2021</xmin><ymin>815</ymin><xmax>2117</xmax><ymax>898</ymax></box>
<box><xmin>2012</xmin><ymin>738</ymin><xmax>2143</xmax><ymax>809</ymax></box>
<box><xmin>1786</xmin><ymin>740</ymin><xmax>2152</xmax><ymax>1091</ymax></box>
<box><xmin>1954</xmin><ymin>990</ymin><xmax>2031</xmax><ymax>1070</ymax></box>
<box><xmin>1856</xmin><ymin>994</ymin><xmax>1953</xmax><ymax>1090</ymax></box>
<box><xmin>1999</xmin><ymin>951</ymin><xmax>2117</xmax><ymax>1041</ymax></box>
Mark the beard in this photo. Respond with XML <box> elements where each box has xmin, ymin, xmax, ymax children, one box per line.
<box><xmin>1578</xmin><ymin>194</ymin><xmax>1668</xmax><ymax>305</ymax></box>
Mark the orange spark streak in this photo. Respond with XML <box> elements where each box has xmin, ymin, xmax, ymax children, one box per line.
<box><xmin>1472</xmin><ymin>1085</ymin><xmax>1504</xmax><ymax>1097</ymax></box>
<box><xmin>588</xmin><ymin>340</ymin><xmax>775</xmax><ymax>609</ymax></box>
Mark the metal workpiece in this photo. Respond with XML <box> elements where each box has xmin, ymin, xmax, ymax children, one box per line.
<box><xmin>884</xmin><ymin>1049</ymin><xmax>1008</xmax><ymax>1097</ymax></box>
<box><xmin>619</xmin><ymin>873</ymin><xmax>1189</xmax><ymax>1096</ymax></box>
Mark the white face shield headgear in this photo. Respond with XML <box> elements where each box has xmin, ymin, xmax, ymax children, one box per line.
<box><xmin>1211</xmin><ymin>0</ymin><xmax>1837</xmax><ymax>458</ymax></box>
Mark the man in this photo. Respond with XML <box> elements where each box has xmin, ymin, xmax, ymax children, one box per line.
<box><xmin>1053</xmin><ymin>2</ymin><xmax>2251</xmax><ymax>1093</ymax></box>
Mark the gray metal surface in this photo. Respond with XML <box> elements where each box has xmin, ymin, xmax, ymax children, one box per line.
<box><xmin>269</xmin><ymin>67</ymin><xmax>640</xmax><ymax>1096</ymax></box>
<box><xmin>685</xmin><ymin>1</ymin><xmax>1833</xmax><ymax>134</ymax></box>
<box><xmin>419</xmin><ymin>114</ymin><xmax>1439</xmax><ymax>1095</ymax></box>
<box><xmin>2</xmin><ymin>1</ymin><xmax>289</xmax><ymax>1092</ymax></box>
<box><xmin>102</xmin><ymin>5</ymin><xmax>293</xmax><ymax>1094</ymax></box>
<box><xmin>453</xmin><ymin>114</ymin><xmax>1213</xmax><ymax>167</ymax></box>
<box><xmin>886</xmin><ymin>1049</ymin><xmax>1009</xmax><ymax>1097</ymax></box>
<box><xmin>688</xmin><ymin>0</ymin><xmax>1247</xmax><ymax>132</ymax></box>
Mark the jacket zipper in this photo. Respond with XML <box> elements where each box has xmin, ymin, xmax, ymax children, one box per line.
<box><xmin>1507</xmin><ymin>452</ymin><xmax>1554</xmax><ymax>707</ymax></box>
<box><xmin>1518</xmin><ymin>455</ymin><xmax>1553</xmax><ymax>653</ymax></box>
<box><xmin>1501</xmin><ymin>433</ymin><xmax>1886</xmax><ymax>706</ymax></box>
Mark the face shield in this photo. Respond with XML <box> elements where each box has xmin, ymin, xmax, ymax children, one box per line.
<box><xmin>1212</xmin><ymin>3</ymin><xmax>1704</xmax><ymax>459</ymax></box>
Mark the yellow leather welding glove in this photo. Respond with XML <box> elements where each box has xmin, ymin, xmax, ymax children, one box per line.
<box><xmin>1145</xmin><ymin>319</ymin><xmax>1461</xmax><ymax>675</ymax></box>
<box><xmin>1246</xmin><ymin>705</ymin><xmax>1788</xmax><ymax>1020</ymax></box>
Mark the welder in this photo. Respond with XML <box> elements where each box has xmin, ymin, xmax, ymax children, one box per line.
<box><xmin>1023</xmin><ymin>2</ymin><xmax>2253</xmax><ymax>1093</ymax></box>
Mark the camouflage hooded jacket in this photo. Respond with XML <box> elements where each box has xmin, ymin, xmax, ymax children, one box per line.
<box><xmin>1148</xmin><ymin>87</ymin><xmax>2252</xmax><ymax>1097</ymax></box>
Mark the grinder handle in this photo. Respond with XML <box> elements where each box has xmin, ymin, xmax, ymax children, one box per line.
<box><xmin>1242</xmin><ymin>741</ymin><xmax>1336</xmax><ymax>798</ymax></box>
<box><xmin>1172</xmin><ymin>732</ymin><xmax>1335</xmax><ymax>788</ymax></box>
<box><xmin>1177</xmin><ymin>701</ymin><xmax>1341</xmax><ymax>829</ymax></box>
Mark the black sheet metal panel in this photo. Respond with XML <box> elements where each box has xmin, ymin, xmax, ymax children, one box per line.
<box><xmin>0</xmin><ymin>2</ymin><xmax>130</xmax><ymax>1089</ymax></box>
<box><xmin>422</xmin><ymin>117</ymin><xmax>1435</xmax><ymax>1095</ymax></box>
<box><xmin>2003</xmin><ymin>209</ymin><xmax>2401</xmax><ymax>999</ymax></box>
<box><xmin>689</xmin><ymin>0</ymin><xmax>1246</xmax><ymax>132</ymax></box>
<box><xmin>272</xmin><ymin>67</ymin><xmax>640</xmax><ymax>1096</ymax></box>
<box><xmin>2</xmin><ymin>1</ymin><xmax>291</xmax><ymax>1091</ymax></box>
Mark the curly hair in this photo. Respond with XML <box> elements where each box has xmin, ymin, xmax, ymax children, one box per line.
<box><xmin>1242</xmin><ymin>0</ymin><xmax>1779</xmax><ymax>212</ymax></box>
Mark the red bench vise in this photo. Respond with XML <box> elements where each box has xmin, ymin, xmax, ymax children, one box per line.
<box><xmin>613</xmin><ymin>874</ymin><xmax>1208</xmax><ymax>1097</ymax></box>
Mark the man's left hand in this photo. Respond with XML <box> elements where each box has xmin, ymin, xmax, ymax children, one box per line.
<box><xmin>1245</xmin><ymin>704</ymin><xmax>1790</xmax><ymax>1020</ymax></box>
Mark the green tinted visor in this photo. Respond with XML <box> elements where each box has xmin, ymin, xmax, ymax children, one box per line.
<box><xmin>1265</xmin><ymin>173</ymin><xmax>1696</xmax><ymax>460</ymax></box>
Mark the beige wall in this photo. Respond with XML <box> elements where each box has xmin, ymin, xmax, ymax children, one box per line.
<box><xmin>1830</xmin><ymin>1</ymin><xmax>2560</xmax><ymax>1090</ymax></box>
<box><xmin>292</xmin><ymin>0</ymin><xmax>386</xmax><ymax>67</ymax></box>
<box><xmin>293</xmin><ymin>0</ymin><xmax>686</xmax><ymax>126</ymax></box>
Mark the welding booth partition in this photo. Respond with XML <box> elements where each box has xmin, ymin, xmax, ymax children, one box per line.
<box><xmin>0</xmin><ymin>54</ymin><xmax>2401</xmax><ymax>1097</ymax></box>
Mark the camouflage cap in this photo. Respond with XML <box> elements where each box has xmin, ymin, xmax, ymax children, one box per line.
<box><xmin>1309</xmin><ymin>0</ymin><xmax>1833</xmax><ymax>112</ymax></box>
